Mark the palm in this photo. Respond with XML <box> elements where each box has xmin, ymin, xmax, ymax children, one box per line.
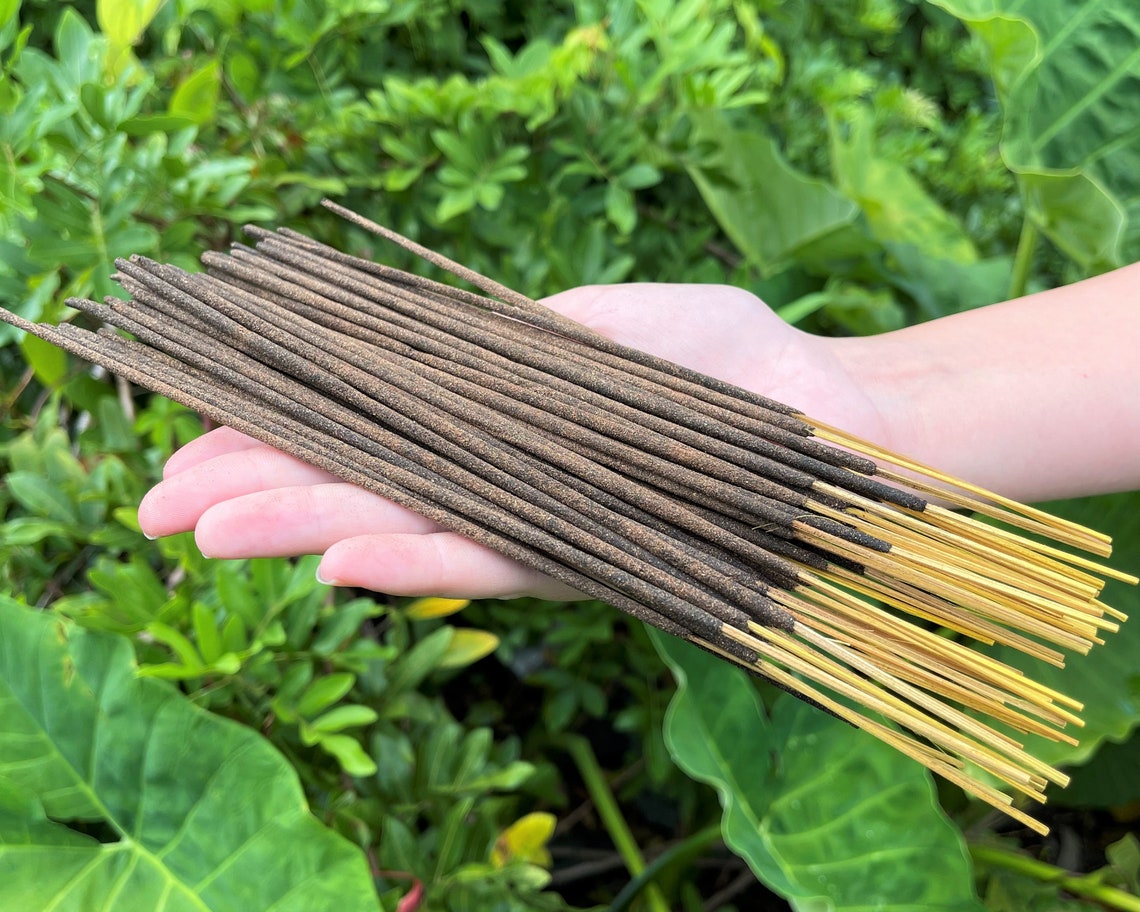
<box><xmin>138</xmin><ymin>284</ymin><xmax>885</xmax><ymax>598</ymax></box>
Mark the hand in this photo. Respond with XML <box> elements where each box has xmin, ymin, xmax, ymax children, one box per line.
<box><xmin>137</xmin><ymin>283</ymin><xmax>891</xmax><ymax>598</ymax></box>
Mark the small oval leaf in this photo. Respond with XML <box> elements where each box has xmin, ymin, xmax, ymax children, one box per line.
<box><xmin>404</xmin><ymin>597</ymin><xmax>470</xmax><ymax>620</ymax></box>
<box><xmin>437</xmin><ymin>629</ymin><xmax>499</xmax><ymax>669</ymax></box>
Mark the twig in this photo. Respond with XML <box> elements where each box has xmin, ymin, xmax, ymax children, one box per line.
<box><xmin>971</xmin><ymin>843</ymin><xmax>1140</xmax><ymax>911</ymax></box>
<box><xmin>561</xmin><ymin>735</ymin><xmax>671</xmax><ymax>912</ymax></box>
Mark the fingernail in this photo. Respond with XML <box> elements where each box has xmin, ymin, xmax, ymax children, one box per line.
<box><xmin>316</xmin><ymin>567</ymin><xmax>338</xmax><ymax>586</ymax></box>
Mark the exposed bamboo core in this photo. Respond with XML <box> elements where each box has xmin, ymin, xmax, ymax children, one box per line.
<box><xmin>1</xmin><ymin>198</ymin><xmax>1132</xmax><ymax>837</ymax></box>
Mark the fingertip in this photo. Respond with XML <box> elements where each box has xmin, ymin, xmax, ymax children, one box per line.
<box><xmin>137</xmin><ymin>482</ymin><xmax>179</xmax><ymax>539</ymax></box>
<box><xmin>315</xmin><ymin>563</ymin><xmax>340</xmax><ymax>587</ymax></box>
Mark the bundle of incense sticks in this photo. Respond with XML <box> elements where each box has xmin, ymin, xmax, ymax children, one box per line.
<box><xmin>2</xmin><ymin>200</ymin><xmax>1133</xmax><ymax>834</ymax></box>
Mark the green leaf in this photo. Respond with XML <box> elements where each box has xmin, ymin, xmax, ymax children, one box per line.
<box><xmin>0</xmin><ymin>598</ymin><xmax>381</xmax><ymax>911</ymax></box>
<box><xmin>146</xmin><ymin>621</ymin><xmax>204</xmax><ymax>671</ymax></box>
<box><xmin>831</xmin><ymin>113</ymin><xmax>978</xmax><ymax>265</ymax></box>
<box><xmin>169</xmin><ymin>59</ymin><xmax>221</xmax><ymax>126</ymax></box>
<box><xmin>19</xmin><ymin>333</ymin><xmax>67</xmax><ymax>387</ymax></box>
<box><xmin>1060</xmin><ymin>727</ymin><xmax>1140</xmax><ymax>808</ymax></box>
<box><xmin>95</xmin><ymin>395</ymin><xmax>137</xmax><ymax>451</ymax></box>
<box><xmin>686</xmin><ymin>111</ymin><xmax>863</xmax><ymax>276</ymax></box>
<box><xmin>119</xmin><ymin>114</ymin><xmax>197</xmax><ymax>136</ymax></box>
<box><xmin>191</xmin><ymin>602</ymin><xmax>223</xmax><ymax>665</ymax></box>
<box><xmin>933</xmin><ymin>0</ymin><xmax>1140</xmax><ymax>267</ymax></box>
<box><xmin>0</xmin><ymin>517</ymin><xmax>72</xmax><ymax>545</ymax></box>
<box><xmin>604</xmin><ymin>182</ymin><xmax>636</xmax><ymax>235</ymax></box>
<box><xmin>1106</xmin><ymin>833</ymin><xmax>1140</xmax><ymax>895</ymax></box>
<box><xmin>312</xmin><ymin>598</ymin><xmax>385</xmax><ymax>656</ymax></box>
<box><xmin>5</xmin><ymin>472</ymin><xmax>77</xmax><ymax>522</ymax></box>
<box><xmin>436</xmin><ymin>187</ymin><xmax>477</xmax><ymax>223</ymax></box>
<box><xmin>618</xmin><ymin>162</ymin><xmax>662</xmax><ymax>190</ymax></box>
<box><xmin>450</xmin><ymin>761</ymin><xmax>535</xmax><ymax>795</ymax></box>
<box><xmin>0</xmin><ymin>0</ymin><xmax>19</xmax><ymax>34</ymax></box>
<box><xmin>296</xmin><ymin>672</ymin><xmax>356</xmax><ymax>717</ymax></box>
<box><xmin>651</xmin><ymin>629</ymin><xmax>984</xmax><ymax>911</ymax></box>
<box><xmin>387</xmin><ymin>626</ymin><xmax>454</xmax><ymax>695</ymax></box>
<box><xmin>53</xmin><ymin>8</ymin><xmax>96</xmax><ymax>82</ymax></box>
<box><xmin>309</xmin><ymin>704</ymin><xmax>380</xmax><ymax>734</ymax></box>
<box><xmin>220</xmin><ymin>614</ymin><xmax>248</xmax><ymax>655</ymax></box>
<box><xmin>316</xmin><ymin>733</ymin><xmax>378</xmax><ymax>777</ymax></box>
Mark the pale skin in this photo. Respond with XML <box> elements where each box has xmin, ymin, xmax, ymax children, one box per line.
<box><xmin>137</xmin><ymin>263</ymin><xmax>1140</xmax><ymax>599</ymax></box>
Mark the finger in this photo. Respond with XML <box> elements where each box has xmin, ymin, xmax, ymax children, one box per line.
<box><xmin>139</xmin><ymin>446</ymin><xmax>341</xmax><ymax>538</ymax></box>
<box><xmin>316</xmin><ymin>532</ymin><xmax>583</xmax><ymax>601</ymax></box>
<box><xmin>163</xmin><ymin>426</ymin><xmax>266</xmax><ymax>479</ymax></box>
<box><xmin>192</xmin><ymin>483</ymin><xmax>441</xmax><ymax>558</ymax></box>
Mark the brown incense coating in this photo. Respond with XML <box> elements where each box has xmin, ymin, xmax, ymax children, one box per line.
<box><xmin>37</xmin><ymin>303</ymin><xmax>852</xmax><ymax>717</ymax></box>
<box><xmin>199</xmin><ymin>248</ymin><xmax>899</xmax><ymax>556</ymax></box>
<box><xmin>229</xmin><ymin>240</ymin><xmax>825</xmax><ymax>492</ymax></box>
<box><xmin>187</xmin><ymin>265</ymin><xmax>893</xmax><ymax>561</ymax></box>
<box><xmin>109</xmin><ymin>262</ymin><xmax>826</xmax><ymax>590</ymax></box>
<box><xmin>97</xmin><ymin>267</ymin><xmax>802</xmax><ymax>630</ymax></box>
<box><xmin>1</xmin><ymin>199</ymin><xmax>1126</xmax><ymax>833</ymax></box>
<box><xmin>54</xmin><ymin>314</ymin><xmax>758</xmax><ymax>645</ymax></box>
<box><xmin>86</xmin><ymin>287</ymin><xmax>798</xmax><ymax>629</ymax></box>
<box><xmin>200</xmin><ymin>266</ymin><xmax>842</xmax><ymax>578</ymax></box>
<box><xmin>215</xmin><ymin>249</ymin><xmax>811</xmax><ymax>501</ymax></box>
<box><xmin>233</xmin><ymin>236</ymin><xmax>915</xmax><ymax>509</ymax></box>
<box><xmin>124</xmin><ymin>255</ymin><xmax>854</xmax><ymax>560</ymax></box>
<box><xmin>313</xmin><ymin>203</ymin><xmax>927</xmax><ymax>519</ymax></box>
<box><xmin>238</xmin><ymin>231</ymin><xmax>921</xmax><ymax>504</ymax></box>
<box><xmin>319</xmin><ymin>200</ymin><xmax>810</xmax><ymax>420</ymax></box>
<box><xmin>245</xmin><ymin>228</ymin><xmax>862</xmax><ymax>456</ymax></box>
<box><xmin>204</xmin><ymin>249</ymin><xmax>866</xmax><ymax>536</ymax></box>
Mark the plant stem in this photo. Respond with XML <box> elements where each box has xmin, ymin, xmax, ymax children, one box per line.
<box><xmin>562</xmin><ymin>735</ymin><xmax>671</xmax><ymax>912</ymax></box>
<box><xmin>1009</xmin><ymin>214</ymin><xmax>1039</xmax><ymax>300</ymax></box>
<box><xmin>970</xmin><ymin>844</ymin><xmax>1140</xmax><ymax>911</ymax></box>
<box><xmin>609</xmin><ymin>824</ymin><xmax>722</xmax><ymax>912</ymax></box>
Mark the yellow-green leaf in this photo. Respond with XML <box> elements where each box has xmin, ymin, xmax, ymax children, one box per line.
<box><xmin>0</xmin><ymin>0</ymin><xmax>21</xmax><ymax>33</ymax></box>
<box><xmin>404</xmin><ymin>597</ymin><xmax>470</xmax><ymax>620</ymax></box>
<box><xmin>316</xmin><ymin>733</ymin><xmax>378</xmax><ymax>778</ymax></box>
<box><xmin>490</xmin><ymin>812</ymin><xmax>556</xmax><ymax>869</ymax></box>
<box><xmin>96</xmin><ymin>0</ymin><xmax>161</xmax><ymax>50</ymax></box>
<box><xmin>169</xmin><ymin>59</ymin><xmax>221</xmax><ymax>126</ymax></box>
<box><xmin>437</xmin><ymin>629</ymin><xmax>498</xmax><ymax>669</ymax></box>
<box><xmin>19</xmin><ymin>333</ymin><xmax>67</xmax><ymax>388</ymax></box>
<box><xmin>96</xmin><ymin>0</ymin><xmax>161</xmax><ymax>75</ymax></box>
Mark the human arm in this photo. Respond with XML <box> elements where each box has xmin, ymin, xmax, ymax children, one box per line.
<box><xmin>831</xmin><ymin>260</ymin><xmax>1140</xmax><ymax>503</ymax></box>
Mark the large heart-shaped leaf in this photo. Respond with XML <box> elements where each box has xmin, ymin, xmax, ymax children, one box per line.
<box><xmin>685</xmin><ymin>111</ymin><xmax>865</xmax><ymax>277</ymax></box>
<box><xmin>0</xmin><ymin>597</ymin><xmax>381</xmax><ymax>911</ymax></box>
<box><xmin>931</xmin><ymin>0</ymin><xmax>1140</xmax><ymax>267</ymax></box>
<box><xmin>652</xmin><ymin>630</ymin><xmax>984</xmax><ymax>912</ymax></box>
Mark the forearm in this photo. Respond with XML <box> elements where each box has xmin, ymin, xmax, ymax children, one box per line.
<box><xmin>827</xmin><ymin>262</ymin><xmax>1140</xmax><ymax>504</ymax></box>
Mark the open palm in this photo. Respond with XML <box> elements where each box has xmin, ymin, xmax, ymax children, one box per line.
<box><xmin>138</xmin><ymin>283</ymin><xmax>888</xmax><ymax>598</ymax></box>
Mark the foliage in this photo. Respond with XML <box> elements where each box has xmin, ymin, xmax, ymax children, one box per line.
<box><xmin>931</xmin><ymin>0</ymin><xmax>1140</xmax><ymax>274</ymax></box>
<box><xmin>652</xmin><ymin>628</ymin><xmax>984</xmax><ymax>911</ymax></box>
<box><xmin>0</xmin><ymin>595</ymin><xmax>380</xmax><ymax>912</ymax></box>
<box><xmin>1</xmin><ymin>0</ymin><xmax>1139</xmax><ymax>910</ymax></box>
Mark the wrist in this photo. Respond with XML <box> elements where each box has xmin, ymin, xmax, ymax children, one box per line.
<box><xmin>819</xmin><ymin>329</ymin><xmax>976</xmax><ymax>484</ymax></box>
